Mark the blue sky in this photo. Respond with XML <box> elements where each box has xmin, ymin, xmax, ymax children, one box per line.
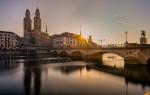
<box><xmin>0</xmin><ymin>0</ymin><xmax>150</xmax><ymax>44</ymax></box>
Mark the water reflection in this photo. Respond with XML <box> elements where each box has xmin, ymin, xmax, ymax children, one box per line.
<box><xmin>51</xmin><ymin>63</ymin><xmax>150</xmax><ymax>93</ymax></box>
<box><xmin>0</xmin><ymin>56</ymin><xmax>19</xmax><ymax>71</ymax></box>
<box><xmin>0</xmin><ymin>56</ymin><xmax>150</xmax><ymax>95</ymax></box>
<box><xmin>19</xmin><ymin>59</ymin><xmax>150</xmax><ymax>95</ymax></box>
<box><xmin>54</xmin><ymin>65</ymin><xmax>85</xmax><ymax>75</ymax></box>
<box><xmin>24</xmin><ymin>60</ymin><xmax>41</xmax><ymax>95</ymax></box>
<box><xmin>102</xmin><ymin>53</ymin><xmax>150</xmax><ymax>88</ymax></box>
<box><xmin>124</xmin><ymin>66</ymin><xmax>150</xmax><ymax>88</ymax></box>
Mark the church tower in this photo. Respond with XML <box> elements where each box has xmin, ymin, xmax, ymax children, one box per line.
<box><xmin>34</xmin><ymin>8</ymin><xmax>41</xmax><ymax>46</ymax></box>
<box><xmin>140</xmin><ymin>30</ymin><xmax>147</xmax><ymax>44</ymax></box>
<box><xmin>23</xmin><ymin>9</ymin><xmax>32</xmax><ymax>46</ymax></box>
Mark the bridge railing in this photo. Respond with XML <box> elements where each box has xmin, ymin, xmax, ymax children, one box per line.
<box><xmin>100</xmin><ymin>44</ymin><xmax>125</xmax><ymax>48</ymax></box>
<box><xmin>100</xmin><ymin>44</ymin><xmax>150</xmax><ymax>49</ymax></box>
<box><xmin>1</xmin><ymin>44</ymin><xmax>150</xmax><ymax>51</ymax></box>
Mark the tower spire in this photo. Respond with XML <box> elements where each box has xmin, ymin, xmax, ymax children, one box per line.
<box><xmin>35</xmin><ymin>8</ymin><xmax>40</xmax><ymax>18</ymax></box>
<box><xmin>80</xmin><ymin>26</ymin><xmax>82</xmax><ymax>37</ymax></box>
<box><xmin>34</xmin><ymin>8</ymin><xmax>41</xmax><ymax>32</ymax></box>
<box><xmin>46</xmin><ymin>25</ymin><xmax>47</xmax><ymax>34</ymax></box>
<box><xmin>25</xmin><ymin>8</ymin><xmax>30</xmax><ymax>18</ymax></box>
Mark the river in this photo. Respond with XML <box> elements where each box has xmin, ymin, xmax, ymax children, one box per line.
<box><xmin>0</xmin><ymin>55</ymin><xmax>150</xmax><ymax>95</ymax></box>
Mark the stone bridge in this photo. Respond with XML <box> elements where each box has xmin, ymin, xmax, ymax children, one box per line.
<box><xmin>50</xmin><ymin>48</ymin><xmax>150</xmax><ymax>65</ymax></box>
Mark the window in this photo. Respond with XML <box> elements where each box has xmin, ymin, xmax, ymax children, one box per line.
<box><xmin>70</xmin><ymin>41</ymin><xmax>72</xmax><ymax>45</ymax></box>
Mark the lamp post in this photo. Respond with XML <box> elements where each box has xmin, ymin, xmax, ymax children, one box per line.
<box><xmin>99</xmin><ymin>39</ymin><xmax>106</xmax><ymax>48</ymax></box>
<box><xmin>125</xmin><ymin>31</ymin><xmax>128</xmax><ymax>44</ymax></box>
<box><xmin>124</xmin><ymin>31</ymin><xmax>129</xmax><ymax>48</ymax></box>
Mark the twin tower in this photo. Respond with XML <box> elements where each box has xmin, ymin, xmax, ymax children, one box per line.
<box><xmin>23</xmin><ymin>8</ymin><xmax>49</xmax><ymax>47</ymax></box>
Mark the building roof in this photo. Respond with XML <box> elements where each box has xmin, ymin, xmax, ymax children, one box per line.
<box><xmin>50</xmin><ymin>32</ymin><xmax>80</xmax><ymax>39</ymax></box>
<box><xmin>0</xmin><ymin>31</ymin><xmax>15</xmax><ymax>34</ymax></box>
<box><xmin>0</xmin><ymin>31</ymin><xmax>20</xmax><ymax>38</ymax></box>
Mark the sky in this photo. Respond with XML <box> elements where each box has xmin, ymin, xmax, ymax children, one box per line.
<box><xmin>0</xmin><ymin>0</ymin><xmax>150</xmax><ymax>44</ymax></box>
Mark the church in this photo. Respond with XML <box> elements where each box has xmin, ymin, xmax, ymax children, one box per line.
<box><xmin>23</xmin><ymin>8</ymin><xmax>50</xmax><ymax>47</ymax></box>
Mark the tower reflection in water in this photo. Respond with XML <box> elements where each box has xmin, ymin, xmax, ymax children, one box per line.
<box><xmin>24</xmin><ymin>59</ymin><xmax>41</xmax><ymax>95</ymax></box>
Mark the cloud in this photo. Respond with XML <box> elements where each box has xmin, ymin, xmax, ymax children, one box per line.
<box><xmin>113</xmin><ymin>14</ymin><xmax>119</xmax><ymax>18</ymax></box>
<box><xmin>117</xmin><ymin>20</ymin><xmax>128</xmax><ymax>25</ymax></box>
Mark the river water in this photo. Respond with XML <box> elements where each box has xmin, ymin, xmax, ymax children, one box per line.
<box><xmin>0</xmin><ymin>55</ymin><xmax>150</xmax><ymax>95</ymax></box>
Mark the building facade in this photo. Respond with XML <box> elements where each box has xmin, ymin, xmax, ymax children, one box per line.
<box><xmin>50</xmin><ymin>32</ymin><xmax>87</xmax><ymax>49</ymax></box>
<box><xmin>23</xmin><ymin>8</ymin><xmax>50</xmax><ymax>47</ymax></box>
<box><xmin>0</xmin><ymin>31</ymin><xmax>21</xmax><ymax>49</ymax></box>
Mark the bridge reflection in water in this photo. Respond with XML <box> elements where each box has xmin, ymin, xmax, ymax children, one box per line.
<box><xmin>0</xmin><ymin>56</ymin><xmax>149</xmax><ymax>95</ymax></box>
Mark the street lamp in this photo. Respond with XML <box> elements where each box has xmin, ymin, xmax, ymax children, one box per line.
<box><xmin>125</xmin><ymin>31</ymin><xmax>128</xmax><ymax>44</ymax></box>
<box><xmin>99</xmin><ymin>39</ymin><xmax>106</xmax><ymax>48</ymax></box>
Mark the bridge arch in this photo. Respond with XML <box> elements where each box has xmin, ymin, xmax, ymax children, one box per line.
<box><xmin>90</xmin><ymin>51</ymin><xmax>124</xmax><ymax>58</ymax></box>
<box><xmin>147</xmin><ymin>58</ymin><xmax>150</xmax><ymax>66</ymax></box>
<box><xmin>102</xmin><ymin>53</ymin><xmax>125</xmax><ymax>68</ymax></box>
<box><xmin>89</xmin><ymin>50</ymin><xmax>139</xmax><ymax>65</ymax></box>
<box><xmin>59</xmin><ymin>51</ymin><xmax>68</xmax><ymax>57</ymax></box>
<box><xmin>71</xmin><ymin>51</ymin><xmax>83</xmax><ymax>56</ymax></box>
<box><xmin>70</xmin><ymin>51</ymin><xmax>84</xmax><ymax>60</ymax></box>
<box><xmin>50</xmin><ymin>51</ymin><xmax>58</xmax><ymax>56</ymax></box>
<box><xmin>102</xmin><ymin>53</ymin><xmax>124</xmax><ymax>59</ymax></box>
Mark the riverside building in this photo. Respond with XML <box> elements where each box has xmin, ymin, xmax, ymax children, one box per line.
<box><xmin>49</xmin><ymin>32</ymin><xmax>87</xmax><ymax>49</ymax></box>
<box><xmin>0</xmin><ymin>31</ymin><xmax>21</xmax><ymax>49</ymax></box>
